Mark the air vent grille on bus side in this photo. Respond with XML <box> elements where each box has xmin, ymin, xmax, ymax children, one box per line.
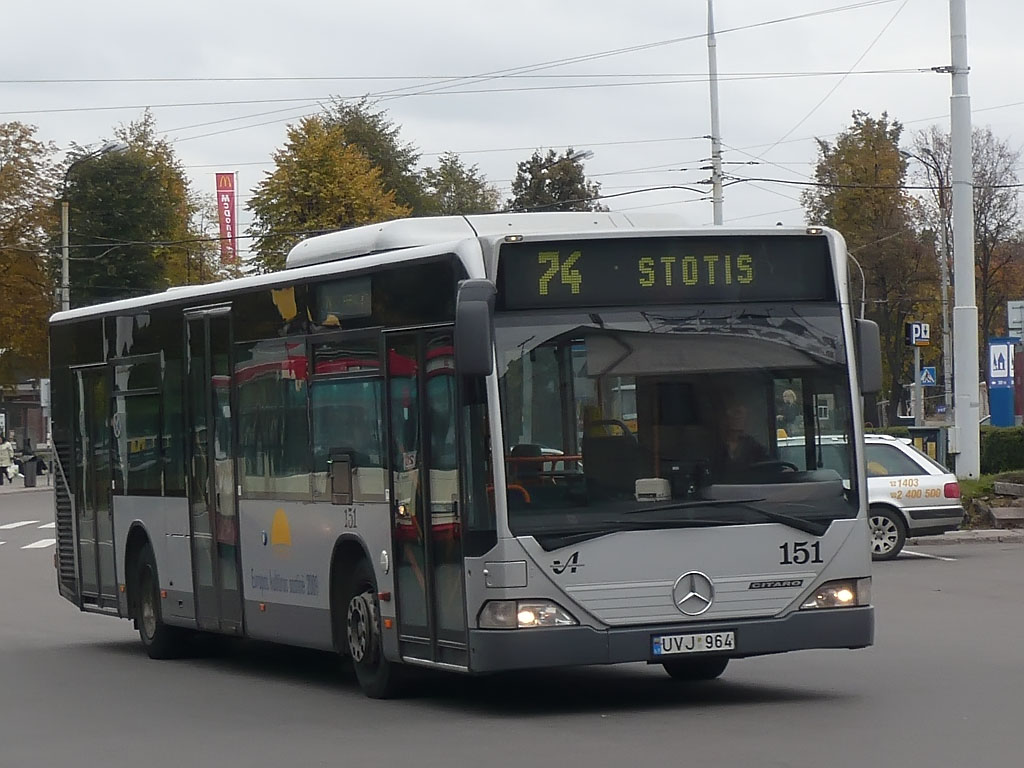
<box><xmin>52</xmin><ymin>440</ymin><xmax>78</xmax><ymax>603</ymax></box>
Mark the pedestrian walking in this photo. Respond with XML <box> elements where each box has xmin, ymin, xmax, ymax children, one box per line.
<box><xmin>0</xmin><ymin>433</ymin><xmax>15</xmax><ymax>486</ymax></box>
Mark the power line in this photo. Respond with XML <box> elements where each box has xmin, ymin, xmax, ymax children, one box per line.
<box><xmin>1</xmin><ymin>68</ymin><xmax>906</xmax><ymax>120</ymax></box>
<box><xmin>723</xmin><ymin>174</ymin><xmax>1024</xmax><ymax>190</ymax></box>
<box><xmin>0</xmin><ymin>66</ymin><xmax>920</xmax><ymax>85</ymax></box>
<box><xmin>164</xmin><ymin>1</ymin><xmax>901</xmax><ymax>144</ymax></box>
<box><xmin>182</xmin><ymin>134</ymin><xmax>709</xmax><ymax>169</ymax></box>
<box><xmin>757</xmin><ymin>0</ymin><xmax>911</xmax><ymax>158</ymax></box>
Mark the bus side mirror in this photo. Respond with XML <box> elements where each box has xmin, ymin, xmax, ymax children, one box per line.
<box><xmin>855</xmin><ymin>319</ymin><xmax>882</xmax><ymax>395</ymax></box>
<box><xmin>455</xmin><ymin>279</ymin><xmax>496</xmax><ymax>377</ymax></box>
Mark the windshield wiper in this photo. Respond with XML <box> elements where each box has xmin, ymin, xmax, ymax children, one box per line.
<box><xmin>626</xmin><ymin>498</ymin><xmax>830</xmax><ymax>536</ymax></box>
<box><xmin>531</xmin><ymin>519</ymin><xmax>727</xmax><ymax>549</ymax></box>
<box><xmin>624</xmin><ymin>498</ymin><xmax>765</xmax><ymax>515</ymax></box>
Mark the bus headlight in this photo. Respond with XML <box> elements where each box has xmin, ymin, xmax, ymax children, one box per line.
<box><xmin>478</xmin><ymin>600</ymin><xmax>579</xmax><ymax>629</ymax></box>
<box><xmin>800</xmin><ymin>578</ymin><xmax>871</xmax><ymax>609</ymax></box>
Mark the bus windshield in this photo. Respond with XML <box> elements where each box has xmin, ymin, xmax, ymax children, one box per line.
<box><xmin>495</xmin><ymin>305</ymin><xmax>858</xmax><ymax>542</ymax></box>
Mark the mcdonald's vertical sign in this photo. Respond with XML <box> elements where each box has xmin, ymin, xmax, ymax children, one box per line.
<box><xmin>215</xmin><ymin>172</ymin><xmax>238</xmax><ymax>263</ymax></box>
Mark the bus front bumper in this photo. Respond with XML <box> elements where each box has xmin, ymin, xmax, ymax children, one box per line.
<box><xmin>467</xmin><ymin>605</ymin><xmax>873</xmax><ymax>673</ymax></box>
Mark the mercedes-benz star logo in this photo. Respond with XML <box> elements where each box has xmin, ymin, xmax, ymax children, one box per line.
<box><xmin>672</xmin><ymin>571</ymin><xmax>715</xmax><ymax>616</ymax></box>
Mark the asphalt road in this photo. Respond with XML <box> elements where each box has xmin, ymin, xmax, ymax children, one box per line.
<box><xmin>2</xmin><ymin>489</ymin><xmax>1021</xmax><ymax>768</ymax></box>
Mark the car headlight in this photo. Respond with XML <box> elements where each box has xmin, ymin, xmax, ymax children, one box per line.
<box><xmin>478</xmin><ymin>600</ymin><xmax>579</xmax><ymax>629</ymax></box>
<box><xmin>800</xmin><ymin>577</ymin><xmax>871</xmax><ymax>609</ymax></box>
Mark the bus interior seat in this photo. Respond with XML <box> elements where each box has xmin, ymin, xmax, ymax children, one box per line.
<box><xmin>582</xmin><ymin>432</ymin><xmax>641</xmax><ymax>497</ymax></box>
<box><xmin>509</xmin><ymin>443</ymin><xmax>545</xmax><ymax>484</ymax></box>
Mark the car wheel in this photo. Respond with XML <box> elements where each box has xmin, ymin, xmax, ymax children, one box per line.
<box><xmin>869</xmin><ymin>507</ymin><xmax>906</xmax><ymax>561</ymax></box>
<box><xmin>662</xmin><ymin>656</ymin><xmax>729</xmax><ymax>681</ymax></box>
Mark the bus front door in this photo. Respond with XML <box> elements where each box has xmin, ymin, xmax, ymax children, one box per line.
<box><xmin>385</xmin><ymin>329</ymin><xmax>468</xmax><ymax>667</ymax></box>
<box><xmin>185</xmin><ymin>311</ymin><xmax>243</xmax><ymax>634</ymax></box>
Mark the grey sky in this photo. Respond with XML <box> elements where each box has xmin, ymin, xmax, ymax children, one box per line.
<box><xmin>3</xmin><ymin>0</ymin><xmax>1020</xmax><ymax>258</ymax></box>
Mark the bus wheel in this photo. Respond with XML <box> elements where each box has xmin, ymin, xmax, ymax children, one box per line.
<box><xmin>869</xmin><ymin>507</ymin><xmax>906</xmax><ymax>561</ymax></box>
<box><xmin>136</xmin><ymin>542</ymin><xmax>185</xmax><ymax>659</ymax></box>
<box><xmin>662</xmin><ymin>656</ymin><xmax>729</xmax><ymax>681</ymax></box>
<box><xmin>345</xmin><ymin>559</ymin><xmax>406</xmax><ymax>699</ymax></box>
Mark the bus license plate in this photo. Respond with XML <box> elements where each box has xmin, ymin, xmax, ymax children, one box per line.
<box><xmin>653</xmin><ymin>631</ymin><xmax>735</xmax><ymax>656</ymax></box>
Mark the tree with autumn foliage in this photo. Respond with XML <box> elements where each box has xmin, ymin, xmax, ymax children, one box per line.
<box><xmin>910</xmin><ymin>125</ymin><xmax>1024</xmax><ymax>342</ymax></box>
<box><xmin>322</xmin><ymin>98</ymin><xmax>427</xmax><ymax>215</ymax></box>
<box><xmin>803</xmin><ymin>111</ymin><xmax>939</xmax><ymax>424</ymax></box>
<box><xmin>247</xmin><ymin>116</ymin><xmax>410</xmax><ymax>272</ymax></box>
<box><xmin>0</xmin><ymin>122</ymin><xmax>58</xmax><ymax>385</ymax></box>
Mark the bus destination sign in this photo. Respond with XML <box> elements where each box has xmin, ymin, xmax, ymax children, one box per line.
<box><xmin>497</xmin><ymin>235</ymin><xmax>836</xmax><ymax>310</ymax></box>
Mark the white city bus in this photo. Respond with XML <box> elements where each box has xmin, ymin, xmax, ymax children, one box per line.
<box><xmin>49</xmin><ymin>212</ymin><xmax>882</xmax><ymax>698</ymax></box>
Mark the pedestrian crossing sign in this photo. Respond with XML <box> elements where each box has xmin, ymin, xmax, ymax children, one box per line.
<box><xmin>920</xmin><ymin>366</ymin><xmax>937</xmax><ymax>386</ymax></box>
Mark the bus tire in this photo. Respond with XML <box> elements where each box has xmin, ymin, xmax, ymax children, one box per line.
<box><xmin>869</xmin><ymin>506</ymin><xmax>906</xmax><ymax>561</ymax></box>
<box><xmin>662</xmin><ymin>656</ymin><xmax>729</xmax><ymax>681</ymax></box>
<box><xmin>135</xmin><ymin>542</ymin><xmax>186</xmax><ymax>659</ymax></box>
<box><xmin>343</xmin><ymin>559</ymin><xmax>407</xmax><ymax>699</ymax></box>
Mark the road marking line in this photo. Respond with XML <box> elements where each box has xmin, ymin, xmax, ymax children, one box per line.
<box><xmin>38</xmin><ymin>522</ymin><xmax>56</xmax><ymax>529</ymax></box>
<box><xmin>0</xmin><ymin>520</ymin><xmax>39</xmax><ymax>530</ymax></box>
<box><xmin>21</xmin><ymin>538</ymin><xmax>56</xmax><ymax>549</ymax></box>
<box><xmin>902</xmin><ymin>548</ymin><xmax>957</xmax><ymax>562</ymax></box>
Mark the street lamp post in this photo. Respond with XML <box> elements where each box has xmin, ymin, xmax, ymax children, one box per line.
<box><xmin>902</xmin><ymin>148</ymin><xmax>955</xmax><ymax>417</ymax></box>
<box><xmin>60</xmin><ymin>141</ymin><xmax>128</xmax><ymax>312</ymax></box>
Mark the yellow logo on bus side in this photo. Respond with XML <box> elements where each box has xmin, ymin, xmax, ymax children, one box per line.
<box><xmin>271</xmin><ymin>508</ymin><xmax>292</xmax><ymax>557</ymax></box>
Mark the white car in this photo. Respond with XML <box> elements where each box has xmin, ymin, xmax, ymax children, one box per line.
<box><xmin>778</xmin><ymin>434</ymin><xmax>964</xmax><ymax>560</ymax></box>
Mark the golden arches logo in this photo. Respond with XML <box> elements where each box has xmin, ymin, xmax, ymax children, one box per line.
<box><xmin>216</xmin><ymin>173</ymin><xmax>234</xmax><ymax>189</ymax></box>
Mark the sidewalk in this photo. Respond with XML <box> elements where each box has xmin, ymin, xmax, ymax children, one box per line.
<box><xmin>907</xmin><ymin>529</ymin><xmax>1024</xmax><ymax>545</ymax></box>
<box><xmin>0</xmin><ymin>474</ymin><xmax>53</xmax><ymax>495</ymax></box>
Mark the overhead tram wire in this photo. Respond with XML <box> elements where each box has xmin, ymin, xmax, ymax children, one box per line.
<box><xmin>157</xmin><ymin>1</ymin><xmax>901</xmax><ymax>143</ymax></box>
<box><xmin>735</xmin><ymin>0</ymin><xmax>910</xmax><ymax>170</ymax></box>
<box><xmin>722</xmin><ymin>174</ymin><xmax>1024</xmax><ymax>191</ymax></box>
<box><xmin>347</xmin><ymin>1</ymin><xmax>903</xmax><ymax>103</ymax></box>
<box><xmin>183</xmin><ymin>135</ymin><xmax>709</xmax><ymax>169</ymax></box>
<box><xmin>10</xmin><ymin>70</ymin><xmax>925</xmax><ymax>119</ymax></box>
<box><xmin>5</xmin><ymin>185</ymin><xmax>723</xmax><ymax>258</ymax></box>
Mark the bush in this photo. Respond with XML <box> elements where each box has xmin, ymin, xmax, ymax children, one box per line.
<box><xmin>980</xmin><ymin>427</ymin><xmax>1024</xmax><ymax>474</ymax></box>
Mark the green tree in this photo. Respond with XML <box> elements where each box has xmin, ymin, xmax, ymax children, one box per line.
<box><xmin>63</xmin><ymin>111</ymin><xmax>205</xmax><ymax>306</ymax></box>
<box><xmin>323</xmin><ymin>98</ymin><xmax>426</xmax><ymax>214</ymax></box>
<box><xmin>421</xmin><ymin>152</ymin><xmax>501</xmax><ymax>215</ymax></box>
<box><xmin>247</xmin><ymin>116</ymin><xmax>410</xmax><ymax>272</ymax></box>
<box><xmin>506</xmin><ymin>148</ymin><xmax>606</xmax><ymax>212</ymax></box>
<box><xmin>802</xmin><ymin>111</ymin><xmax>938</xmax><ymax>424</ymax></box>
<box><xmin>0</xmin><ymin>122</ymin><xmax>58</xmax><ymax>384</ymax></box>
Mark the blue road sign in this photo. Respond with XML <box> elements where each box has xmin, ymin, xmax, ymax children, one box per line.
<box><xmin>920</xmin><ymin>366</ymin><xmax>937</xmax><ymax>386</ymax></box>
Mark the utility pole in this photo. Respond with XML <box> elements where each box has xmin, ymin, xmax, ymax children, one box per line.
<box><xmin>949</xmin><ymin>0</ymin><xmax>980</xmax><ymax>477</ymax></box>
<box><xmin>706</xmin><ymin>0</ymin><xmax>724</xmax><ymax>224</ymax></box>
<box><xmin>934</xmin><ymin>171</ymin><xmax>954</xmax><ymax>417</ymax></box>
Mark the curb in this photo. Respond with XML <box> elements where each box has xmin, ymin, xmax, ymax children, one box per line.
<box><xmin>908</xmin><ymin>530</ymin><xmax>1024</xmax><ymax>545</ymax></box>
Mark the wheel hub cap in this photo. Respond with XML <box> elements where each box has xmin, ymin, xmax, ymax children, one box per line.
<box><xmin>142</xmin><ymin>588</ymin><xmax>157</xmax><ymax>639</ymax></box>
<box><xmin>869</xmin><ymin>515</ymin><xmax>899</xmax><ymax>554</ymax></box>
<box><xmin>347</xmin><ymin>592</ymin><xmax>377</xmax><ymax>664</ymax></box>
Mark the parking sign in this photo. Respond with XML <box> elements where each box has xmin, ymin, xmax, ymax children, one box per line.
<box><xmin>905</xmin><ymin>322</ymin><xmax>930</xmax><ymax>346</ymax></box>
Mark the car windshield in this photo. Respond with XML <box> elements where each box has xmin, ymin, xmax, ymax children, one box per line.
<box><xmin>495</xmin><ymin>305</ymin><xmax>858</xmax><ymax>542</ymax></box>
